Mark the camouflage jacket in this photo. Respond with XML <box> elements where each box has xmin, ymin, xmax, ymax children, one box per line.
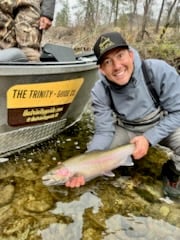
<box><xmin>0</xmin><ymin>0</ymin><xmax>55</xmax><ymax>20</ymax></box>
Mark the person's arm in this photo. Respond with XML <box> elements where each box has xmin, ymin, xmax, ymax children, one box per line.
<box><xmin>130</xmin><ymin>60</ymin><xmax>180</xmax><ymax>160</ymax></box>
<box><xmin>143</xmin><ymin>60</ymin><xmax>180</xmax><ymax>146</ymax></box>
<box><xmin>87</xmin><ymin>80</ymin><xmax>116</xmax><ymax>151</ymax></box>
<box><xmin>40</xmin><ymin>0</ymin><xmax>55</xmax><ymax>30</ymax></box>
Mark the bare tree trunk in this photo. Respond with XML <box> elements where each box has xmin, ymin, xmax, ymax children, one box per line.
<box><xmin>130</xmin><ymin>0</ymin><xmax>138</xmax><ymax>31</ymax></box>
<box><xmin>173</xmin><ymin>5</ymin><xmax>180</xmax><ymax>32</ymax></box>
<box><xmin>155</xmin><ymin>0</ymin><xmax>165</xmax><ymax>33</ymax></box>
<box><xmin>109</xmin><ymin>0</ymin><xmax>116</xmax><ymax>23</ymax></box>
<box><xmin>137</xmin><ymin>0</ymin><xmax>152</xmax><ymax>41</ymax></box>
<box><xmin>160</xmin><ymin>0</ymin><xmax>178</xmax><ymax>39</ymax></box>
<box><xmin>84</xmin><ymin>0</ymin><xmax>96</xmax><ymax>30</ymax></box>
<box><xmin>114</xmin><ymin>0</ymin><xmax>120</xmax><ymax>26</ymax></box>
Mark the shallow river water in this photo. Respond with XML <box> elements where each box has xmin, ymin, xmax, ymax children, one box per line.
<box><xmin>0</xmin><ymin>111</ymin><xmax>180</xmax><ymax>240</ymax></box>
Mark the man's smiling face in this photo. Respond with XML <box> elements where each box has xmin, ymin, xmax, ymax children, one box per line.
<box><xmin>99</xmin><ymin>47</ymin><xmax>134</xmax><ymax>86</ymax></box>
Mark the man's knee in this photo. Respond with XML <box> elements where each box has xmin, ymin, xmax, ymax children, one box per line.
<box><xmin>161</xmin><ymin>128</ymin><xmax>180</xmax><ymax>154</ymax></box>
<box><xmin>110</xmin><ymin>125</ymin><xmax>130</xmax><ymax>148</ymax></box>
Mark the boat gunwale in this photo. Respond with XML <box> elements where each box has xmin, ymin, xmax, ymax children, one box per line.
<box><xmin>0</xmin><ymin>60</ymin><xmax>97</xmax><ymax>76</ymax></box>
<box><xmin>0</xmin><ymin>59</ymin><xmax>96</xmax><ymax>66</ymax></box>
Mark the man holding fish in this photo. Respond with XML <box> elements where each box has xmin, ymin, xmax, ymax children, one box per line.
<box><xmin>43</xmin><ymin>32</ymin><xmax>180</xmax><ymax>199</ymax></box>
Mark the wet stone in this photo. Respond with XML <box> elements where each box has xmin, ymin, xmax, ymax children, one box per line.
<box><xmin>2</xmin><ymin>217</ymin><xmax>34</xmax><ymax>235</ymax></box>
<box><xmin>24</xmin><ymin>199</ymin><xmax>54</xmax><ymax>213</ymax></box>
<box><xmin>0</xmin><ymin>205</ymin><xmax>14</xmax><ymax>225</ymax></box>
<box><xmin>134</xmin><ymin>184</ymin><xmax>162</xmax><ymax>202</ymax></box>
<box><xmin>0</xmin><ymin>184</ymin><xmax>15</xmax><ymax>207</ymax></box>
<box><xmin>159</xmin><ymin>205</ymin><xmax>170</xmax><ymax>217</ymax></box>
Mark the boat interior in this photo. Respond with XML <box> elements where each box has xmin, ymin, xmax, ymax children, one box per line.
<box><xmin>0</xmin><ymin>44</ymin><xmax>97</xmax><ymax>64</ymax></box>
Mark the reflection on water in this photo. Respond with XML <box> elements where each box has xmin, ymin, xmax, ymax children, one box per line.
<box><xmin>41</xmin><ymin>192</ymin><xmax>102</xmax><ymax>240</ymax></box>
<box><xmin>104</xmin><ymin>214</ymin><xmax>180</xmax><ymax>240</ymax></box>
<box><xmin>41</xmin><ymin>192</ymin><xmax>180</xmax><ymax>240</ymax></box>
<box><xmin>0</xmin><ymin>112</ymin><xmax>180</xmax><ymax>240</ymax></box>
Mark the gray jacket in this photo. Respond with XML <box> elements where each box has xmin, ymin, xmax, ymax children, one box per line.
<box><xmin>41</xmin><ymin>0</ymin><xmax>55</xmax><ymax>20</ymax></box>
<box><xmin>88</xmin><ymin>48</ymin><xmax>180</xmax><ymax>151</ymax></box>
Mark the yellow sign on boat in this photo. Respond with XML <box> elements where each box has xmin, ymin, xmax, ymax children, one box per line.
<box><xmin>7</xmin><ymin>78</ymin><xmax>84</xmax><ymax>126</ymax></box>
<box><xmin>7</xmin><ymin>78</ymin><xmax>84</xmax><ymax>108</ymax></box>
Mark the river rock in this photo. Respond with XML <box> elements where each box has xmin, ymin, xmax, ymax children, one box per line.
<box><xmin>0</xmin><ymin>184</ymin><xmax>15</xmax><ymax>207</ymax></box>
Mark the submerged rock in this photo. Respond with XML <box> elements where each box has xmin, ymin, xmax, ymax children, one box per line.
<box><xmin>24</xmin><ymin>199</ymin><xmax>53</xmax><ymax>213</ymax></box>
<box><xmin>0</xmin><ymin>184</ymin><xmax>15</xmax><ymax>207</ymax></box>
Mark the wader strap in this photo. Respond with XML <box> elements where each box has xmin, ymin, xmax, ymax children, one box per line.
<box><xmin>142</xmin><ymin>60</ymin><xmax>160</xmax><ymax>108</ymax></box>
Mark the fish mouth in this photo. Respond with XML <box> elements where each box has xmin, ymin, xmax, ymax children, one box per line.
<box><xmin>42</xmin><ymin>176</ymin><xmax>64</xmax><ymax>186</ymax></box>
<box><xmin>42</xmin><ymin>179</ymin><xmax>61</xmax><ymax>186</ymax></box>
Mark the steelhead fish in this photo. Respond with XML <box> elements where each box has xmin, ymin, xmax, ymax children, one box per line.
<box><xmin>42</xmin><ymin>144</ymin><xmax>135</xmax><ymax>186</ymax></box>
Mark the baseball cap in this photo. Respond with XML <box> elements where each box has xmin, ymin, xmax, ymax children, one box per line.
<box><xmin>93</xmin><ymin>32</ymin><xmax>129</xmax><ymax>64</ymax></box>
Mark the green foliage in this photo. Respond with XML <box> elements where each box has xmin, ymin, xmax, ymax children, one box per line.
<box><xmin>147</xmin><ymin>42</ymin><xmax>179</xmax><ymax>59</ymax></box>
<box><xmin>136</xmin><ymin>41</ymin><xmax>180</xmax><ymax>73</ymax></box>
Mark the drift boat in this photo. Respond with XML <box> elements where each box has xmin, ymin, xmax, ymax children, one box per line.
<box><xmin>0</xmin><ymin>45</ymin><xmax>98</xmax><ymax>157</ymax></box>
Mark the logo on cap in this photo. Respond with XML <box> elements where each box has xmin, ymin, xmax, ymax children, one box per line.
<box><xmin>99</xmin><ymin>36</ymin><xmax>115</xmax><ymax>55</ymax></box>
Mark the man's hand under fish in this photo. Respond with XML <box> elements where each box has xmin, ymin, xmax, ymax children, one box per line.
<box><xmin>65</xmin><ymin>175</ymin><xmax>85</xmax><ymax>188</ymax></box>
<box><xmin>130</xmin><ymin>135</ymin><xmax>149</xmax><ymax>160</ymax></box>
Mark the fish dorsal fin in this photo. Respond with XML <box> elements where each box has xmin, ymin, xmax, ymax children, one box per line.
<box><xmin>103</xmin><ymin>171</ymin><xmax>115</xmax><ymax>177</ymax></box>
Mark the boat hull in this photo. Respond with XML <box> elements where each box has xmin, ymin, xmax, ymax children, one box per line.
<box><xmin>0</xmin><ymin>60</ymin><xmax>98</xmax><ymax>156</ymax></box>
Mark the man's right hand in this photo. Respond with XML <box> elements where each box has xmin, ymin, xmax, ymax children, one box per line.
<box><xmin>130</xmin><ymin>135</ymin><xmax>149</xmax><ymax>159</ymax></box>
<box><xmin>65</xmin><ymin>175</ymin><xmax>85</xmax><ymax>188</ymax></box>
<box><xmin>39</xmin><ymin>16</ymin><xmax>52</xmax><ymax>30</ymax></box>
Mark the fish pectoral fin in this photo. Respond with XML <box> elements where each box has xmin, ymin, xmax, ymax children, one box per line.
<box><xmin>103</xmin><ymin>171</ymin><xmax>115</xmax><ymax>177</ymax></box>
<box><xmin>123</xmin><ymin>156</ymin><xmax>134</xmax><ymax>166</ymax></box>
